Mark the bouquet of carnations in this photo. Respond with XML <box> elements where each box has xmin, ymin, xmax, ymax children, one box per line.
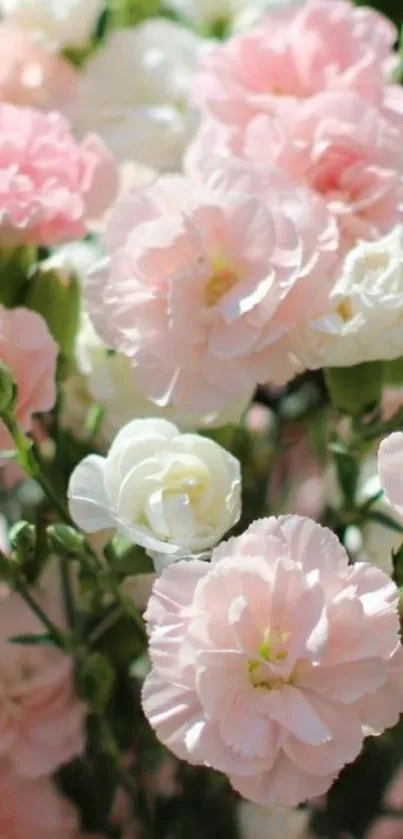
<box><xmin>0</xmin><ymin>0</ymin><xmax>403</xmax><ymax>837</ymax></box>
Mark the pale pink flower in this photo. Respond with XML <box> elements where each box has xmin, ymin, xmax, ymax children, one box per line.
<box><xmin>188</xmin><ymin>91</ymin><xmax>403</xmax><ymax>251</ymax></box>
<box><xmin>142</xmin><ymin>515</ymin><xmax>403</xmax><ymax>807</ymax></box>
<box><xmin>192</xmin><ymin>0</ymin><xmax>397</xmax><ymax>125</ymax></box>
<box><xmin>0</xmin><ymin>24</ymin><xmax>78</xmax><ymax>114</ymax></box>
<box><xmin>85</xmin><ymin>162</ymin><xmax>338</xmax><ymax>411</ymax></box>
<box><xmin>0</xmin><ymin>766</ymin><xmax>79</xmax><ymax>839</ymax></box>
<box><xmin>0</xmin><ymin>587</ymin><xmax>85</xmax><ymax>777</ymax></box>
<box><xmin>0</xmin><ymin>307</ymin><xmax>58</xmax><ymax>453</ymax></box>
<box><xmin>378</xmin><ymin>432</ymin><xmax>403</xmax><ymax>517</ymax></box>
<box><xmin>0</xmin><ymin>103</ymin><xmax>117</xmax><ymax>246</ymax></box>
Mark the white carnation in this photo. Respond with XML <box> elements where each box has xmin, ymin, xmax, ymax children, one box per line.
<box><xmin>73</xmin><ymin>20</ymin><xmax>204</xmax><ymax>171</ymax></box>
<box><xmin>68</xmin><ymin>418</ymin><xmax>241</xmax><ymax>560</ymax></box>
<box><xmin>0</xmin><ymin>0</ymin><xmax>103</xmax><ymax>49</ymax></box>
<box><xmin>322</xmin><ymin>225</ymin><xmax>403</xmax><ymax>368</ymax></box>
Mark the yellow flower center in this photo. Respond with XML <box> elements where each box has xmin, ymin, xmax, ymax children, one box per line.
<box><xmin>164</xmin><ymin>463</ymin><xmax>209</xmax><ymax>505</ymax></box>
<box><xmin>248</xmin><ymin>629</ymin><xmax>293</xmax><ymax>690</ymax></box>
<box><xmin>337</xmin><ymin>298</ymin><xmax>353</xmax><ymax>322</ymax></box>
<box><xmin>204</xmin><ymin>263</ymin><xmax>238</xmax><ymax>308</ymax></box>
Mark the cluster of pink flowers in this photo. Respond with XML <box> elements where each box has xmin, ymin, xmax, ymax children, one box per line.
<box><xmin>84</xmin><ymin>0</ymin><xmax>403</xmax><ymax>416</ymax></box>
<box><xmin>0</xmin><ymin>0</ymin><xmax>402</xmax><ymax>824</ymax></box>
<box><xmin>189</xmin><ymin>0</ymin><xmax>403</xmax><ymax>254</ymax></box>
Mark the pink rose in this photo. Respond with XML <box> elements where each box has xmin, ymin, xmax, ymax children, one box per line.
<box><xmin>142</xmin><ymin>516</ymin><xmax>403</xmax><ymax>806</ymax></box>
<box><xmin>0</xmin><ymin>586</ymin><xmax>85</xmax><ymax>777</ymax></box>
<box><xmin>192</xmin><ymin>0</ymin><xmax>396</xmax><ymax>126</ymax></box>
<box><xmin>0</xmin><ymin>24</ymin><xmax>78</xmax><ymax>114</ymax></box>
<box><xmin>0</xmin><ymin>766</ymin><xmax>79</xmax><ymax>839</ymax></box>
<box><xmin>0</xmin><ymin>103</ymin><xmax>117</xmax><ymax>246</ymax></box>
<box><xmin>85</xmin><ymin>162</ymin><xmax>338</xmax><ymax>412</ymax></box>
<box><xmin>0</xmin><ymin>307</ymin><xmax>58</xmax><ymax>452</ymax></box>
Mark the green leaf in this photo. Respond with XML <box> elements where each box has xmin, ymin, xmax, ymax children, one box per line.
<box><xmin>8</xmin><ymin>633</ymin><xmax>56</xmax><ymax>646</ymax></box>
<box><xmin>333</xmin><ymin>449</ymin><xmax>359</xmax><ymax>506</ymax></box>
<box><xmin>365</xmin><ymin>511</ymin><xmax>403</xmax><ymax>535</ymax></box>
<box><xmin>359</xmin><ymin>489</ymin><xmax>384</xmax><ymax>512</ymax></box>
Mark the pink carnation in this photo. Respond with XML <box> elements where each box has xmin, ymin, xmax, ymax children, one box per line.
<box><xmin>142</xmin><ymin>515</ymin><xmax>403</xmax><ymax>807</ymax></box>
<box><xmin>189</xmin><ymin>92</ymin><xmax>403</xmax><ymax>250</ymax></box>
<box><xmin>0</xmin><ymin>767</ymin><xmax>79</xmax><ymax>839</ymax></box>
<box><xmin>85</xmin><ymin>163</ymin><xmax>338</xmax><ymax>411</ymax></box>
<box><xmin>0</xmin><ymin>586</ymin><xmax>85</xmax><ymax>777</ymax></box>
<box><xmin>0</xmin><ymin>307</ymin><xmax>58</xmax><ymax>452</ymax></box>
<box><xmin>0</xmin><ymin>24</ymin><xmax>78</xmax><ymax>114</ymax></box>
<box><xmin>192</xmin><ymin>0</ymin><xmax>396</xmax><ymax>126</ymax></box>
<box><xmin>0</xmin><ymin>103</ymin><xmax>117</xmax><ymax>246</ymax></box>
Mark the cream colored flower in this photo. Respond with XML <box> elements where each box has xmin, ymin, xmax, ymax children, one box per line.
<box><xmin>73</xmin><ymin>19</ymin><xmax>204</xmax><ymax>171</ymax></box>
<box><xmin>68</xmin><ymin>418</ymin><xmax>241</xmax><ymax>559</ymax></box>
<box><xmin>0</xmin><ymin>0</ymin><xmax>103</xmax><ymax>49</ymax></box>
<box><xmin>322</xmin><ymin>225</ymin><xmax>403</xmax><ymax>368</ymax></box>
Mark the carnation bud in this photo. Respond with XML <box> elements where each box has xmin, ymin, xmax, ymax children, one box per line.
<box><xmin>47</xmin><ymin>523</ymin><xmax>87</xmax><ymax>556</ymax></box>
<box><xmin>25</xmin><ymin>267</ymin><xmax>80</xmax><ymax>363</ymax></box>
<box><xmin>0</xmin><ymin>361</ymin><xmax>17</xmax><ymax>415</ymax></box>
<box><xmin>324</xmin><ymin>362</ymin><xmax>384</xmax><ymax>415</ymax></box>
<box><xmin>9</xmin><ymin>521</ymin><xmax>36</xmax><ymax>556</ymax></box>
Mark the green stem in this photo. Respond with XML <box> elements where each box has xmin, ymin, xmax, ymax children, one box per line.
<box><xmin>59</xmin><ymin>555</ymin><xmax>77</xmax><ymax>635</ymax></box>
<box><xmin>2</xmin><ymin>409</ymin><xmax>147</xmax><ymax>647</ymax></box>
<box><xmin>3</xmin><ymin>411</ymin><xmax>72</xmax><ymax>523</ymax></box>
<box><xmin>89</xmin><ymin>605</ymin><xmax>123</xmax><ymax>644</ymax></box>
<box><xmin>16</xmin><ymin>583</ymin><xmax>66</xmax><ymax>647</ymax></box>
<box><xmin>358</xmin><ymin>407</ymin><xmax>403</xmax><ymax>443</ymax></box>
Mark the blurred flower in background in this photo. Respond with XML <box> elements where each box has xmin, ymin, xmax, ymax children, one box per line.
<box><xmin>0</xmin><ymin>0</ymin><xmax>103</xmax><ymax>49</ymax></box>
<box><xmin>74</xmin><ymin>19</ymin><xmax>205</xmax><ymax>170</ymax></box>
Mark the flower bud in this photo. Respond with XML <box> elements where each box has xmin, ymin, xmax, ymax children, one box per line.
<box><xmin>25</xmin><ymin>266</ymin><xmax>80</xmax><ymax>362</ymax></box>
<box><xmin>0</xmin><ymin>361</ymin><xmax>17</xmax><ymax>415</ymax></box>
<box><xmin>9</xmin><ymin>521</ymin><xmax>36</xmax><ymax>556</ymax></box>
<box><xmin>324</xmin><ymin>362</ymin><xmax>384</xmax><ymax>415</ymax></box>
<box><xmin>47</xmin><ymin>523</ymin><xmax>87</xmax><ymax>556</ymax></box>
